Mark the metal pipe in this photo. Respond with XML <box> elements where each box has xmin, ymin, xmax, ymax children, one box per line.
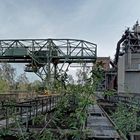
<box><xmin>114</xmin><ymin>34</ymin><xmax>127</xmax><ymax>66</ymax></box>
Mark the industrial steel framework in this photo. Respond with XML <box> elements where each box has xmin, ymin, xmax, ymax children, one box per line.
<box><xmin>114</xmin><ymin>21</ymin><xmax>140</xmax><ymax>66</ymax></box>
<box><xmin>0</xmin><ymin>39</ymin><xmax>97</xmax><ymax>88</ymax></box>
<box><xmin>110</xmin><ymin>22</ymin><xmax>140</xmax><ymax>91</ymax></box>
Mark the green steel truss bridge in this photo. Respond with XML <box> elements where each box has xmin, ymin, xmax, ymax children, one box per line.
<box><xmin>0</xmin><ymin>39</ymin><xmax>97</xmax><ymax>87</ymax></box>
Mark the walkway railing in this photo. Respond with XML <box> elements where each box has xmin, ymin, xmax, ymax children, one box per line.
<box><xmin>0</xmin><ymin>95</ymin><xmax>60</xmax><ymax>129</ymax></box>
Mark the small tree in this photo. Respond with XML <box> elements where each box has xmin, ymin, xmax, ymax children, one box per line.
<box><xmin>67</xmin><ymin>74</ymin><xmax>74</xmax><ymax>84</ymax></box>
<box><xmin>0</xmin><ymin>63</ymin><xmax>16</xmax><ymax>89</ymax></box>
<box><xmin>31</xmin><ymin>80</ymin><xmax>43</xmax><ymax>92</ymax></box>
<box><xmin>76</xmin><ymin>64</ymin><xmax>90</xmax><ymax>85</ymax></box>
<box><xmin>16</xmin><ymin>72</ymin><xmax>29</xmax><ymax>91</ymax></box>
<box><xmin>0</xmin><ymin>79</ymin><xmax>9</xmax><ymax>92</ymax></box>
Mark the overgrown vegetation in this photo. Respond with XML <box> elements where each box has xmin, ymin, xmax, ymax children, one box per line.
<box><xmin>2</xmin><ymin>61</ymin><xmax>137</xmax><ymax>139</ymax></box>
<box><xmin>0</xmin><ymin>84</ymin><xmax>96</xmax><ymax>139</ymax></box>
<box><xmin>111</xmin><ymin>103</ymin><xmax>140</xmax><ymax>136</ymax></box>
<box><xmin>0</xmin><ymin>62</ymin><xmax>107</xmax><ymax>139</ymax></box>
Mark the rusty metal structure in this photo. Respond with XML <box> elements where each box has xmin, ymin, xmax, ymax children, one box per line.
<box><xmin>99</xmin><ymin>21</ymin><xmax>140</xmax><ymax>93</ymax></box>
<box><xmin>113</xmin><ymin>22</ymin><xmax>140</xmax><ymax>94</ymax></box>
<box><xmin>114</xmin><ymin>21</ymin><xmax>140</xmax><ymax>67</ymax></box>
<box><xmin>94</xmin><ymin>57</ymin><xmax>117</xmax><ymax>91</ymax></box>
<box><xmin>0</xmin><ymin>39</ymin><xmax>97</xmax><ymax>88</ymax></box>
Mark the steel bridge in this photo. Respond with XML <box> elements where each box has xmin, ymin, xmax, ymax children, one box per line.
<box><xmin>0</xmin><ymin>39</ymin><xmax>97</xmax><ymax>87</ymax></box>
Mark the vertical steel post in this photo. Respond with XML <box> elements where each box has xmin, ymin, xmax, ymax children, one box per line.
<box><xmin>42</xmin><ymin>99</ymin><xmax>43</xmax><ymax>113</ymax></box>
<box><xmin>6</xmin><ymin>108</ymin><xmax>9</xmax><ymax>128</ymax></box>
<box><xmin>26</xmin><ymin>107</ymin><xmax>29</xmax><ymax>131</ymax></box>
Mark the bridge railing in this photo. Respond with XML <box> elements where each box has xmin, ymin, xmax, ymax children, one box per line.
<box><xmin>0</xmin><ymin>95</ymin><xmax>60</xmax><ymax>129</ymax></box>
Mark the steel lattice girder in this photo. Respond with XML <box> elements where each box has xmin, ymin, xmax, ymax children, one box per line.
<box><xmin>0</xmin><ymin>38</ymin><xmax>97</xmax><ymax>84</ymax></box>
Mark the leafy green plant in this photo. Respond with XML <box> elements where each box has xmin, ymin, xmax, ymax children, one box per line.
<box><xmin>39</xmin><ymin>130</ymin><xmax>56</xmax><ymax>140</ymax></box>
<box><xmin>32</xmin><ymin>114</ymin><xmax>45</xmax><ymax>126</ymax></box>
<box><xmin>111</xmin><ymin>103</ymin><xmax>138</xmax><ymax>136</ymax></box>
<box><xmin>0</xmin><ymin>128</ymin><xmax>13</xmax><ymax>137</ymax></box>
<box><xmin>0</xmin><ymin>128</ymin><xmax>18</xmax><ymax>140</ymax></box>
<box><xmin>0</xmin><ymin>63</ymin><xmax>104</xmax><ymax>140</ymax></box>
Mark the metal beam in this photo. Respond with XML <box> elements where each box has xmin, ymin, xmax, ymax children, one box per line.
<box><xmin>0</xmin><ymin>38</ymin><xmax>97</xmax><ymax>88</ymax></box>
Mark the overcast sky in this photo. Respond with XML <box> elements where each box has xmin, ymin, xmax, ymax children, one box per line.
<box><xmin>0</xmin><ymin>0</ymin><xmax>140</xmax><ymax>81</ymax></box>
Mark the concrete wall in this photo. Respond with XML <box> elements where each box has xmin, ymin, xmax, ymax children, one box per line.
<box><xmin>124</xmin><ymin>53</ymin><xmax>140</xmax><ymax>70</ymax></box>
<box><xmin>125</xmin><ymin>72</ymin><xmax>140</xmax><ymax>94</ymax></box>
<box><xmin>118</xmin><ymin>55</ymin><xmax>125</xmax><ymax>93</ymax></box>
<box><xmin>118</xmin><ymin>53</ymin><xmax>140</xmax><ymax>94</ymax></box>
<box><xmin>131</xmin><ymin>53</ymin><xmax>140</xmax><ymax>70</ymax></box>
